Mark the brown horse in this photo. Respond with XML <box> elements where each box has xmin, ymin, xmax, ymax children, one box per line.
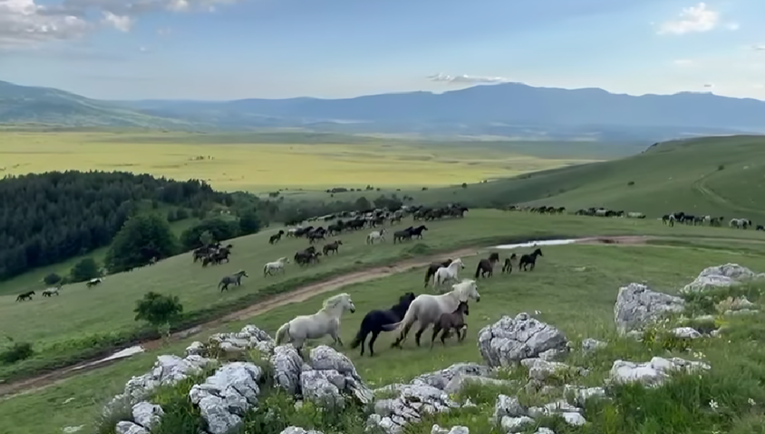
<box><xmin>424</xmin><ymin>259</ymin><xmax>452</xmax><ymax>287</ymax></box>
<box><xmin>501</xmin><ymin>254</ymin><xmax>518</xmax><ymax>274</ymax></box>
<box><xmin>323</xmin><ymin>240</ymin><xmax>343</xmax><ymax>255</ymax></box>
<box><xmin>430</xmin><ymin>301</ymin><xmax>469</xmax><ymax>347</ymax></box>
<box><xmin>474</xmin><ymin>253</ymin><xmax>500</xmax><ymax>279</ymax></box>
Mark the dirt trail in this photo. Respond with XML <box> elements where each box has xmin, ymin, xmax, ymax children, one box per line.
<box><xmin>0</xmin><ymin>246</ymin><xmax>481</xmax><ymax>400</ymax></box>
<box><xmin>1</xmin><ymin>233</ymin><xmax>752</xmax><ymax>400</ymax></box>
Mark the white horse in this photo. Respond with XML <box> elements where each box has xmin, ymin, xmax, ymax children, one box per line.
<box><xmin>387</xmin><ymin>279</ymin><xmax>480</xmax><ymax>348</ymax></box>
<box><xmin>274</xmin><ymin>292</ymin><xmax>356</xmax><ymax>355</ymax></box>
<box><xmin>42</xmin><ymin>286</ymin><xmax>62</xmax><ymax>297</ymax></box>
<box><xmin>729</xmin><ymin>218</ymin><xmax>751</xmax><ymax>229</ymax></box>
<box><xmin>366</xmin><ymin>229</ymin><xmax>386</xmax><ymax>244</ymax></box>
<box><xmin>264</xmin><ymin>257</ymin><xmax>289</xmax><ymax>276</ymax></box>
<box><xmin>433</xmin><ymin>258</ymin><xmax>465</xmax><ymax>289</ymax></box>
<box><xmin>86</xmin><ymin>277</ymin><xmax>103</xmax><ymax>288</ymax></box>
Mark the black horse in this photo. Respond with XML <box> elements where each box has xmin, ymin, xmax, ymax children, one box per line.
<box><xmin>474</xmin><ymin>252</ymin><xmax>500</xmax><ymax>278</ymax></box>
<box><xmin>393</xmin><ymin>227</ymin><xmax>413</xmax><ymax>244</ymax></box>
<box><xmin>350</xmin><ymin>292</ymin><xmax>416</xmax><ymax>357</ymax></box>
<box><xmin>519</xmin><ymin>248</ymin><xmax>543</xmax><ymax>271</ymax></box>
<box><xmin>424</xmin><ymin>259</ymin><xmax>452</xmax><ymax>287</ymax></box>
<box><xmin>410</xmin><ymin>225</ymin><xmax>428</xmax><ymax>239</ymax></box>
<box><xmin>269</xmin><ymin>230</ymin><xmax>285</xmax><ymax>244</ymax></box>
<box><xmin>16</xmin><ymin>291</ymin><xmax>35</xmax><ymax>302</ymax></box>
<box><xmin>757</xmin><ymin>225</ymin><xmax>764</xmax><ymax>231</ymax></box>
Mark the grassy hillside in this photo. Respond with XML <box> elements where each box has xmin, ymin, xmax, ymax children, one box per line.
<box><xmin>411</xmin><ymin>135</ymin><xmax>765</xmax><ymax>222</ymax></box>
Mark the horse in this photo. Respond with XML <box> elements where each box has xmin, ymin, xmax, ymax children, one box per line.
<box><xmin>501</xmin><ymin>254</ymin><xmax>518</xmax><ymax>274</ymax></box>
<box><xmin>424</xmin><ymin>259</ymin><xmax>452</xmax><ymax>287</ymax></box>
<box><xmin>430</xmin><ymin>301</ymin><xmax>469</xmax><ymax>348</ymax></box>
<box><xmin>218</xmin><ymin>270</ymin><xmax>248</xmax><ymax>291</ymax></box>
<box><xmin>350</xmin><ymin>292</ymin><xmax>416</xmax><ymax>357</ymax></box>
<box><xmin>757</xmin><ymin>225</ymin><xmax>764</xmax><ymax>231</ymax></box>
<box><xmin>410</xmin><ymin>225</ymin><xmax>428</xmax><ymax>239</ymax></box>
<box><xmin>388</xmin><ymin>279</ymin><xmax>480</xmax><ymax>348</ymax></box>
<box><xmin>86</xmin><ymin>278</ymin><xmax>103</xmax><ymax>288</ymax></box>
<box><xmin>269</xmin><ymin>230</ymin><xmax>285</xmax><ymax>244</ymax></box>
<box><xmin>729</xmin><ymin>218</ymin><xmax>751</xmax><ymax>229</ymax></box>
<box><xmin>393</xmin><ymin>227</ymin><xmax>413</xmax><ymax>244</ymax></box>
<box><xmin>274</xmin><ymin>293</ymin><xmax>356</xmax><ymax>356</ymax></box>
<box><xmin>474</xmin><ymin>253</ymin><xmax>500</xmax><ymax>279</ymax></box>
<box><xmin>366</xmin><ymin>229</ymin><xmax>386</xmax><ymax>244</ymax></box>
<box><xmin>433</xmin><ymin>258</ymin><xmax>465</xmax><ymax>289</ymax></box>
<box><xmin>519</xmin><ymin>248</ymin><xmax>543</xmax><ymax>271</ymax></box>
<box><xmin>323</xmin><ymin>240</ymin><xmax>343</xmax><ymax>256</ymax></box>
<box><xmin>16</xmin><ymin>291</ymin><xmax>35</xmax><ymax>302</ymax></box>
<box><xmin>264</xmin><ymin>258</ymin><xmax>289</xmax><ymax>276</ymax></box>
<box><xmin>42</xmin><ymin>286</ymin><xmax>62</xmax><ymax>297</ymax></box>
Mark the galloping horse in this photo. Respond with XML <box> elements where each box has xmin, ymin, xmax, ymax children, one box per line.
<box><xmin>424</xmin><ymin>259</ymin><xmax>452</xmax><ymax>287</ymax></box>
<box><xmin>16</xmin><ymin>291</ymin><xmax>35</xmax><ymax>302</ymax></box>
<box><xmin>501</xmin><ymin>254</ymin><xmax>518</xmax><ymax>274</ymax></box>
<box><xmin>366</xmin><ymin>229</ymin><xmax>386</xmax><ymax>244</ymax></box>
<box><xmin>388</xmin><ymin>279</ymin><xmax>481</xmax><ymax>348</ymax></box>
<box><xmin>323</xmin><ymin>240</ymin><xmax>343</xmax><ymax>255</ymax></box>
<box><xmin>218</xmin><ymin>270</ymin><xmax>248</xmax><ymax>291</ymax></box>
<box><xmin>264</xmin><ymin>258</ymin><xmax>289</xmax><ymax>276</ymax></box>
<box><xmin>275</xmin><ymin>293</ymin><xmax>356</xmax><ymax>356</ymax></box>
<box><xmin>350</xmin><ymin>292</ymin><xmax>416</xmax><ymax>357</ymax></box>
<box><xmin>474</xmin><ymin>253</ymin><xmax>500</xmax><ymax>279</ymax></box>
<box><xmin>433</xmin><ymin>258</ymin><xmax>465</xmax><ymax>289</ymax></box>
<box><xmin>86</xmin><ymin>278</ymin><xmax>103</xmax><ymax>288</ymax></box>
<box><xmin>519</xmin><ymin>248</ymin><xmax>543</xmax><ymax>271</ymax></box>
<box><xmin>269</xmin><ymin>230</ymin><xmax>285</xmax><ymax>244</ymax></box>
<box><xmin>42</xmin><ymin>286</ymin><xmax>62</xmax><ymax>297</ymax></box>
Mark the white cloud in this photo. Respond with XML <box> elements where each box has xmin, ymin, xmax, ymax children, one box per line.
<box><xmin>657</xmin><ymin>2</ymin><xmax>736</xmax><ymax>35</ymax></box>
<box><xmin>753</xmin><ymin>45</ymin><xmax>765</xmax><ymax>51</ymax></box>
<box><xmin>673</xmin><ymin>59</ymin><xmax>694</xmax><ymax>66</ymax></box>
<box><xmin>139</xmin><ymin>46</ymin><xmax>149</xmax><ymax>53</ymax></box>
<box><xmin>0</xmin><ymin>0</ymin><xmax>239</xmax><ymax>50</ymax></box>
<box><xmin>428</xmin><ymin>73</ymin><xmax>513</xmax><ymax>85</ymax></box>
<box><xmin>102</xmin><ymin>11</ymin><xmax>132</xmax><ymax>32</ymax></box>
<box><xmin>703</xmin><ymin>83</ymin><xmax>714</xmax><ymax>88</ymax></box>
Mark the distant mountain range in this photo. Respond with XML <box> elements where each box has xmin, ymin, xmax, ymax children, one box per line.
<box><xmin>2</xmin><ymin>79</ymin><xmax>764</xmax><ymax>142</ymax></box>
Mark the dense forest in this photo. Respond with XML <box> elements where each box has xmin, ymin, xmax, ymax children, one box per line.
<box><xmin>0</xmin><ymin>171</ymin><xmax>236</xmax><ymax>280</ymax></box>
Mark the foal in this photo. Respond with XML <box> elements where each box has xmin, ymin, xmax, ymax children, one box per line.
<box><xmin>431</xmin><ymin>301</ymin><xmax>469</xmax><ymax>347</ymax></box>
<box><xmin>501</xmin><ymin>254</ymin><xmax>517</xmax><ymax>274</ymax></box>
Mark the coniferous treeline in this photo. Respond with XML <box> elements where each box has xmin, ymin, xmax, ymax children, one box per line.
<box><xmin>0</xmin><ymin>171</ymin><xmax>232</xmax><ymax>280</ymax></box>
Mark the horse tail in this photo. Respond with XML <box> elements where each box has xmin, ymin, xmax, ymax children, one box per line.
<box><xmin>424</xmin><ymin>268</ymin><xmax>432</xmax><ymax>286</ymax></box>
<box><xmin>393</xmin><ymin>303</ymin><xmax>418</xmax><ymax>342</ymax></box>
<box><xmin>381</xmin><ymin>321</ymin><xmax>401</xmax><ymax>332</ymax></box>
<box><xmin>349</xmin><ymin>326</ymin><xmax>366</xmax><ymax>349</ymax></box>
<box><xmin>474</xmin><ymin>263</ymin><xmax>481</xmax><ymax>279</ymax></box>
<box><xmin>263</xmin><ymin>264</ymin><xmax>268</xmax><ymax>277</ymax></box>
<box><xmin>275</xmin><ymin>322</ymin><xmax>290</xmax><ymax>345</ymax></box>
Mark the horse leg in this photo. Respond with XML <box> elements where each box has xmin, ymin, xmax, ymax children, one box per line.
<box><xmin>441</xmin><ymin>329</ymin><xmax>452</xmax><ymax>345</ymax></box>
<box><xmin>392</xmin><ymin>322</ymin><xmax>413</xmax><ymax>348</ymax></box>
<box><xmin>414</xmin><ymin>324</ymin><xmax>429</xmax><ymax>347</ymax></box>
<box><xmin>430</xmin><ymin>324</ymin><xmax>442</xmax><ymax>349</ymax></box>
<box><xmin>368</xmin><ymin>331</ymin><xmax>381</xmax><ymax>357</ymax></box>
<box><xmin>330</xmin><ymin>329</ymin><xmax>344</xmax><ymax>347</ymax></box>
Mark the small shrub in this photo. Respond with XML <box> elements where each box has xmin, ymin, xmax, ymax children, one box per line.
<box><xmin>43</xmin><ymin>272</ymin><xmax>62</xmax><ymax>286</ymax></box>
<box><xmin>134</xmin><ymin>292</ymin><xmax>184</xmax><ymax>336</ymax></box>
<box><xmin>627</xmin><ymin>181</ymin><xmax>635</xmax><ymax>186</ymax></box>
<box><xmin>718</xmin><ymin>164</ymin><xmax>725</xmax><ymax>171</ymax></box>
<box><xmin>0</xmin><ymin>341</ymin><xmax>34</xmax><ymax>365</ymax></box>
<box><xmin>461</xmin><ymin>183</ymin><xmax>468</xmax><ymax>188</ymax></box>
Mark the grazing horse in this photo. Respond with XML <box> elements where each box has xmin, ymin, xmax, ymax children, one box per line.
<box><xmin>264</xmin><ymin>258</ymin><xmax>289</xmax><ymax>276</ymax></box>
<box><xmin>86</xmin><ymin>278</ymin><xmax>103</xmax><ymax>288</ymax></box>
<box><xmin>430</xmin><ymin>301</ymin><xmax>469</xmax><ymax>347</ymax></box>
<box><xmin>501</xmin><ymin>254</ymin><xmax>518</xmax><ymax>274</ymax></box>
<box><xmin>350</xmin><ymin>292</ymin><xmax>416</xmax><ymax>357</ymax></box>
<box><xmin>757</xmin><ymin>225</ymin><xmax>764</xmax><ymax>231</ymax></box>
<box><xmin>388</xmin><ymin>279</ymin><xmax>481</xmax><ymax>348</ymax></box>
<box><xmin>729</xmin><ymin>218</ymin><xmax>751</xmax><ymax>229</ymax></box>
<box><xmin>269</xmin><ymin>230</ymin><xmax>285</xmax><ymax>244</ymax></box>
<box><xmin>409</xmin><ymin>225</ymin><xmax>428</xmax><ymax>239</ymax></box>
<box><xmin>275</xmin><ymin>293</ymin><xmax>356</xmax><ymax>356</ymax></box>
<box><xmin>474</xmin><ymin>253</ymin><xmax>500</xmax><ymax>279</ymax></box>
<box><xmin>218</xmin><ymin>270</ymin><xmax>248</xmax><ymax>291</ymax></box>
<box><xmin>42</xmin><ymin>286</ymin><xmax>62</xmax><ymax>297</ymax></box>
<box><xmin>393</xmin><ymin>227</ymin><xmax>413</xmax><ymax>244</ymax></box>
<box><xmin>424</xmin><ymin>259</ymin><xmax>452</xmax><ymax>287</ymax></box>
<box><xmin>519</xmin><ymin>248</ymin><xmax>543</xmax><ymax>271</ymax></box>
<box><xmin>16</xmin><ymin>291</ymin><xmax>35</xmax><ymax>302</ymax></box>
<box><xmin>366</xmin><ymin>229</ymin><xmax>386</xmax><ymax>244</ymax></box>
<box><xmin>323</xmin><ymin>240</ymin><xmax>343</xmax><ymax>255</ymax></box>
<box><xmin>433</xmin><ymin>258</ymin><xmax>465</xmax><ymax>289</ymax></box>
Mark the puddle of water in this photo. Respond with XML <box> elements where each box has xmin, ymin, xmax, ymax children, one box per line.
<box><xmin>72</xmin><ymin>345</ymin><xmax>145</xmax><ymax>371</ymax></box>
<box><xmin>494</xmin><ymin>239</ymin><xmax>579</xmax><ymax>250</ymax></box>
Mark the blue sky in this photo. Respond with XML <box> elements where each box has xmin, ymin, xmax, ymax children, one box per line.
<box><xmin>1</xmin><ymin>0</ymin><xmax>764</xmax><ymax>100</ymax></box>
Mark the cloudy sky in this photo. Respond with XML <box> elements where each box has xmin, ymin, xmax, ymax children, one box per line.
<box><xmin>2</xmin><ymin>0</ymin><xmax>764</xmax><ymax>100</ymax></box>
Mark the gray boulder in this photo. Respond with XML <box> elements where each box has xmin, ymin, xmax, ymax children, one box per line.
<box><xmin>131</xmin><ymin>401</ymin><xmax>164</xmax><ymax>431</ymax></box>
<box><xmin>614</xmin><ymin>283</ymin><xmax>685</xmax><ymax>334</ymax></box>
<box><xmin>478</xmin><ymin>313</ymin><xmax>568</xmax><ymax>367</ymax></box>
<box><xmin>413</xmin><ymin>363</ymin><xmax>492</xmax><ymax>390</ymax></box>
<box><xmin>209</xmin><ymin>324</ymin><xmax>274</xmax><ymax>355</ymax></box>
<box><xmin>581</xmin><ymin>338</ymin><xmax>607</xmax><ymax>353</ymax></box>
<box><xmin>681</xmin><ymin>263</ymin><xmax>765</xmax><ymax>294</ymax></box>
<box><xmin>369</xmin><ymin>383</ymin><xmax>460</xmax><ymax>433</ymax></box>
<box><xmin>610</xmin><ymin>356</ymin><xmax>710</xmax><ymax>387</ymax></box>
<box><xmin>189</xmin><ymin>362</ymin><xmax>263</xmax><ymax>434</ymax></box>
<box><xmin>303</xmin><ymin>345</ymin><xmax>373</xmax><ymax>405</ymax></box>
<box><xmin>115</xmin><ymin>421</ymin><xmax>148</xmax><ymax>434</ymax></box>
<box><xmin>279</xmin><ymin>427</ymin><xmax>324</xmax><ymax>434</ymax></box>
<box><xmin>300</xmin><ymin>370</ymin><xmax>346</xmax><ymax>409</ymax></box>
<box><xmin>271</xmin><ymin>345</ymin><xmax>304</xmax><ymax>395</ymax></box>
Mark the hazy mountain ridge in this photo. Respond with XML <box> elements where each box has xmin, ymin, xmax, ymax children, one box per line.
<box><xmin>1</xmin><ymin>80</ymin><xmax>763</xmax><ymax>141</ymax></box>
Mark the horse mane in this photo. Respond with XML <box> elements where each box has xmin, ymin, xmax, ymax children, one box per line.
<box><xmin>451</xmin><ymin>279</ymin><xmax>476</xmax><ymax>299</ymax></box>
<box><xmin>322</xmin><ymin>293</ymin><xmax>350</xmax><ymax>310</ymax></box>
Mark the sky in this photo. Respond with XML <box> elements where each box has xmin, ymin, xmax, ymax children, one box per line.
<box><xmin>1</xmin><ymin>0</ymin><xmax>765</xmax><ymax>100</ymax></box>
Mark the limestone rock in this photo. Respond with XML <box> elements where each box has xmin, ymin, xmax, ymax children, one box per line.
<box><xmin>610</xmin><ymin>356</ymin><xmax>710</xmax><ymax>387</ymax></box>
<box><xmin>581</xmin><ymin>338</ymin><xmax>607</xmax><ymax>353</ymax></box>
<box><xmin>413</xmin><ymin>363</ymin><xmax>492</xmax><ymax>390</ymax></box>
<box><xmin>493</xmin><ymin>394</ymin><xmax>526</xmax><ymax>420</ymax></box>
<box><xmin>115</xmin><ymin>421</ymin><xmax>148</xmax><ymax>434</ymax></box>
<box><xmin>271</xmin><ymin>345</ymin><xmax>304</xmax><ymax>395</ymax></box>
<box><xmin>614</xmin><ymin>283</ymin><xmax>685</xmax><ymax>334</ymax></box>
<box><xmin>681</xmin><ymin>263</ymin><xmax>765</xmax><ymax>294</ymax></box>
<box><xmin>189</xmin><ymin>362</ymin><xmax>263</xmax><ymax>434</ymax></box>
<box><xmin>478</xmin><ymin>313</ymin><xmax>568</xmax><ymax>367</ymax></box>
<box><xmin>131</xmin><ymin>401</ymin><xmax>164</xmax><ymax>431</ymax></box>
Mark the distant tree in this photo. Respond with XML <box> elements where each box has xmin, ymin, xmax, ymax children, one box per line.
<box><xmin>69</xmin><ymin>258</ymin><xmax>101</xmax><ymax>283</ymax></box>
<box><xmin>199</xmin><ymin>230</ymin><xmax>215</xmax><ymax>247</ymax></box>
<box><xmin>354</xmin><ymin>197</ymin><xmax>371</xmax><ymax>211</ymax></box>
<box><xmin>238</xmin><ymin>210</ymin><xmax>262</xmax><ymax>236</ymax></box>
<box><xmin>180</xmin><ymin>218</ymin><xmax>238</xmax><ymax>251</ymax></box>
<box><xmin>43</xmin><ymin>272</ymin><xmax>62</xmax><ymax>286</ymax></box>
<box><xmin>134</xmin><ymin>292</ymin><xmax>183</xmax><ymax>336</ymax></box>
<box><xmin>461</xmin><ymin>183</ymin><xmax>468</xmax><ymax>188</ymax></box>
<box><xmin>105</xmin><ymin>213</ymin><xmax>178</xmax><ymax>273</ymax></box>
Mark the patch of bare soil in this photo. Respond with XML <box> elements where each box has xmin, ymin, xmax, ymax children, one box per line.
<box><xmin>574</xmin><ymin>235</ymin><xmax>655</xmax><ymax>245</ymax></box>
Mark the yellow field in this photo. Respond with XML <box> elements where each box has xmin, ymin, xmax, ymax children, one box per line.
<box><xmin>0</xmin><ymin>132</ymin><xmax>597</xmax><ymax>192</ymax></box>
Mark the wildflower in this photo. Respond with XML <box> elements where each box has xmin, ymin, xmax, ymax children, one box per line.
<box><xmin>709</xmin><ymin>399</ymin><xmax>719</xmax><ymax>410</ymax></box>
<box><xmin>749</xmin><ymin>398</ymin><xmax>756</xmax><ymax>406</ymax></box>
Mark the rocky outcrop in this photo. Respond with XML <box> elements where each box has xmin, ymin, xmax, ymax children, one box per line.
<box><xmin>431</xmin><ymin>425</ymin><xmax>470</xmax><ymax>434</ymax></box>
<box><xmin>681</xmin><ymin>263</ymin><xmax>765</xmax><ymax>294</ymax></box>
<box><xmin>103</xmin><ymin>354</ymin><xmax>214</xmax><ymax>417</ymax></box>
<box><xmin>581</xmin><ymin>338</ymin><xmax>607</xmax><ymax>353</ymax></box>
<box><xmin>610</xmin><ymin>356</ymin><xmax>710</xmax><ymax>387</ymax></box>
<box><xmin>614</xmin><ymin>283</ymin><xmax>685</xmax><ymax>334</ymax></box>
<box><xmin>368</xmin><ymin>382</ymin><xmax>461</xmax><ymax>433</ymax></box>
<box><xmin>207</xmin><ymin>324</ymin><xmax>275</xmax><ymax>355</ymax></box>
<box><xmin>131</xmin><ymin>402</ymin><xmax>164</xmax><ymax>431</ymax></box>
<box><xmin>279</xmin><ymin>427</ymin><xmax>323</xmax><ymax>434</ymax></box>
<box><xmin>478</xmin><ymin>313</ymin><xmax>569</xmax><ymax>367</ymax></box>
<box><xmin>300</xmin><ymin>345</ymin><xmax>373</xmax><ymax>408</ymax></box>
<box><xmin>271</xmin><ymin>344</ymin><xmax>304</xmax><ymax>395</ymax></box>
<box><xmin>115</xmin><ymin>421</ymin><xmax>149</xmax><ymax>434</ymax></box>
<box><xmin>189</xmin><ymin>362</ymin><xmax>263</xmax><ymax>434</ymax></box>
<box><xmin>412</xmin><ymin>363</ymin><xmax>492</xmax><ymax>390</ymax></box>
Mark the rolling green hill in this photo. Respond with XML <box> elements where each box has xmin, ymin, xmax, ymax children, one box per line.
<box><xmin>415</xmin><ymin>135</ymin><xmax>765</xmax><ymax>222</ymax></box>
<box><xmin>0</xmin><ymin>81</ymin><xmax>192</xmax><ymax>129</ymax></box>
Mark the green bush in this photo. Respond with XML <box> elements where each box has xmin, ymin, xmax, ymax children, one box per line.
<box><xmin>0</xmin><ymin>341</ymin><xmax>34</xmax><ymax>365</ymax></box>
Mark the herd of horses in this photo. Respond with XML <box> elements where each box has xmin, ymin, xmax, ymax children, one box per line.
<box><xmin>16</xmin><ymin>277</ymin><xmax>102</xmax><ymax>302</ymax></box>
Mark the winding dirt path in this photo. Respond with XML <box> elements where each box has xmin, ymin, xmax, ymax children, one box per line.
<box><xmin>2</xmin><ymin>233</ymin><xmax>755</xmax><ymax>400</ymax></box>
